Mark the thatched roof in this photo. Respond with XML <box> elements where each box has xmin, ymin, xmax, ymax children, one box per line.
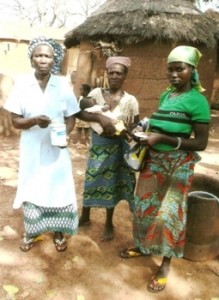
<box><xmin>204</xmin><ymin>9</ymin><xmax>219</xmax><ymax>41</ymax></box>
<box><xmin>64</xmin><ymin>0</ymin><xmax>217</xmax><ymax>49</ymax></box>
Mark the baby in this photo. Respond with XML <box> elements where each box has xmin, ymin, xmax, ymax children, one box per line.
<box><xmin>79</xmin><ymin>96</ymin><xmax>127</xmax><ymax>136</ymax></box>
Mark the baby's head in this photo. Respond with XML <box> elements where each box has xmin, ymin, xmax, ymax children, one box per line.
<box><xmin>80</xmin><ymin>84</ymin><xmax>91</xmax><ymax>97</ymax></box>
<box><xmin>80</xmin><ymin>96</ymin><xmax>97</xmax><ymax>110</ymax></box>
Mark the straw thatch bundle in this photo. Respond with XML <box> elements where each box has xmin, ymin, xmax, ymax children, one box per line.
<box><xmin>64</xmin><ymin>0</ymin><xmax>216</xmax><ymax>49</ymax></box>
<box><xmin>204</xmin><ymin>9</ymin><xmax>219</xmax><ymax>41</ymax></box>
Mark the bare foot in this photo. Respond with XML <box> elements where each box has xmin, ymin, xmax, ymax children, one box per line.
<box><xmin>101</xmin><ymin>226</ymin><xmax>114</xmax><ymax>242</ymax></box>
<box><xmin>79</xmin><ymin>217</ymin><xmax>91</xmax><ymax>227</ymax></box>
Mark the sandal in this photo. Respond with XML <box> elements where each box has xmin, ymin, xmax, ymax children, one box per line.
<box><xmin>120</xmin><ymin>247</ymin><xmax>144</xmax><ymax>258</ymax></box>
<box><xmin>19</xmin><ymin>235</ymin><xmax>42</xmax><ymax>252</ymax></box>
<box><xmin>147</xmin><ymin>276</ymin><xmax>168</xmax><ymax>293</ymax></box>
<box><xmin>53</xmin><ymin>237</ymin><xmax>67</xmax><ymax>252</ymax></box>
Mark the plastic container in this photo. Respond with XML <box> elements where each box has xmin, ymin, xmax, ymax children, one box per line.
<box><xmin>184</xmin><ymin>174</ymin><xmax>219</xmax><ymax>261</ymax></box>
<box><xmin>50</xmin><ymin>123</ymin><xmax>67</xmax><ymax>147</ymax></box>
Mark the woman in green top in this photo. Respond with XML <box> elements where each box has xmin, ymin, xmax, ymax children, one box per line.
<box><xmin>120</xmin><ymin>46</ymin><xmax>210</xmax><ymax>293</ymax></box>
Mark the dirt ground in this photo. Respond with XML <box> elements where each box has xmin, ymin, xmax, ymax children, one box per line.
<box><xmin>0</xmin><ymin>111</ymin><xmax>219</xmax><ymax>300</ymax></box>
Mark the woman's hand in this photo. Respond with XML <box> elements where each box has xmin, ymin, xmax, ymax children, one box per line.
<box><xmin>143</xmin><ymin>133</ymin><xmax>162</xmax><ymax>146</ymax></box>
<box><xmin>35</xmin><ymin>115</ymin><xmax>51</xmax><ymax>128</ymax></box>
<box><xmin>11</xmin><ymin>113</ymin><xmax>51</xmax><ymax>129</ymax></box>
<box><xmin>97</xmin><ymin>114</ymin><xmax>117</xmax><ymax>136</ymax></box>
<box><xmin>136</xmin><ymin>132</ymin><xmax>162</xmax><ymax>146</ymax></box>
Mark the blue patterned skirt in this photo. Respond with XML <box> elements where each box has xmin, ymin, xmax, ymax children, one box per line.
<box><xmin>83</xmin><ymin>132</ymin><xmax>136</xmax><ymax>210</ymax></box>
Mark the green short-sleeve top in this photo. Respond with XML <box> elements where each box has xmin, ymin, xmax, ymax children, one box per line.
<box><xmin>149</xmin><ymin>88</ymin><xmax>210</xmax><ymax>151</ymax></box>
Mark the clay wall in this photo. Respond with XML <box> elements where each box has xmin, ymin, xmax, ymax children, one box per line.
<box><xmin>121</xmin><ymin>41</ymin><xmax>216</xmax><ymax>118</ymax></box>
<box><xmin>73</xmin><ymin>40</ymin><xmax>217</xmax><ymax>118</ymax></box>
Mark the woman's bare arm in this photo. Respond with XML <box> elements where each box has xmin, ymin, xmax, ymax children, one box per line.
<box><xmin>139</xmin><ymin>123</ymin><xmax>209</xmax><ymax>151</ymax></box>
<box><xmin>11</xmin><ymin>113</ymin><xmax>51</xmax><ymax>129</ymax></box>
<box><xmin>64</xmin><ymin>116</ymin><xmax>76</xmax><ymax>135</ymax></box>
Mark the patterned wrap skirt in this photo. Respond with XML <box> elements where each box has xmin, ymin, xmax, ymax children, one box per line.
<box><xmin>23</xmin><ymin>202</ymin><xmax>78</xmax><ymax>237</ymax></box>
<box><xmin>133</xmin><ymin>149</ymin><xmax>201</xmax><ymax>258</ymax></box>
<box><xmin>83</xmin><ymin>132</ymin><xmax>136</xmax><ymax>210</ymax></box>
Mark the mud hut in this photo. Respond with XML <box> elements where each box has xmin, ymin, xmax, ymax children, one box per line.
<box><xmin>64</xmin><ymin>0</ymin><xmax>217</xmax><ymax>117</ymax></box>
<box><xmin>205</xmin><ymin>9</ymin><xmax>219</xmax><ymax>109</ymax></box>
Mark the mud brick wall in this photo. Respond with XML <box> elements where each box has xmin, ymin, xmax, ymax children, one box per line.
<box><xmin>74</xmin><ymin>40</ymin><xmax>216</xmax><ymax>119</ymax></box>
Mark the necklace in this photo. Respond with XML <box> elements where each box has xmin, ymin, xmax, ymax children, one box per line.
<box><xmin>169</xmin><ymin>88</ymin><xmax>191</xmax><ymax>99</ymax></box>
<box><xmin>165</xmin><ymin>89</ymin><xmax>193</xmax><ymax>104</ymax></box>
<box><xmin>106</xmin><ymin>89</ymin><xmax>124</xmax><ymax>103</ymax></box>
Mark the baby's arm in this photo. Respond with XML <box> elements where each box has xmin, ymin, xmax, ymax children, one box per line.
<box><xmin>101</xmin><ymin>104</ymin><xmax>110</xmax><ymax>112</ymax></box>
<box><xmin>85</xmin><ymin>104</ymin><xmax>103</xmax><ymax>114</ymax></box>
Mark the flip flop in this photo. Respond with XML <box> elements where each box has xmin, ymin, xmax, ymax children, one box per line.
<box><xmin>19</xmin><ymin>235</ymin><xmax>43</xmax><ymax>252</ymax></box>
<box><xmin>120</xmin><ymin>247</ymin><xmax>144</xmax><ymax>258</ymax></box>
<box><xmin>147</xmin><ymin>276</ymin><xmax>168</xmax><ymax>293</ymax></box>
<box><xmin>53</xmin><ymin>237</ymin><xmax>67</xmax><ymax>252</ymax></box>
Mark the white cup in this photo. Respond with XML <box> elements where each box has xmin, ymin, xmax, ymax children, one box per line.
<box><xmin>50</xmin><ymin>123</ymin><xmax>67</xmax><ymax>147</ymax></box>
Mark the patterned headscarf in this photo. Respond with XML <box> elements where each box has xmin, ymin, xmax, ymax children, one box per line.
<box><xmin>28</xmin><ymin>36</ymin><xmax>65</xmax><ymax>74</ymax></box>
<box><xmin>167</xmin><ymin>45</ymin><xmax>205</xmax><ymax>92</ymax></box>
<box><xmin>106</xmin><ymin>56</ymin><xmax>131</xmax><ymax>69</ymax></box>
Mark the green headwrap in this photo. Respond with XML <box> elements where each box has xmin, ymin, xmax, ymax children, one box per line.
<box><xmin>167</xmin><ymin>45</ymin><xmax>205</xmax><ymax>92</ymax></box>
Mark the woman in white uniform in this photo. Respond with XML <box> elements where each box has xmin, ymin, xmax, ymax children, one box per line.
<box><xmin>4</xmin><ymin>37</ymin><xmax>80</xmax><ymax>252</ymax></box>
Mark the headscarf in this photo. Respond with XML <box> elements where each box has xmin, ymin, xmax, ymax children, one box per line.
<box><xmin>167</xmin><ymin>45</ymin><xmax>205</xmax><ymax>92</ymax></box>
<box><xmin>106</xmin><ymin>56</ymin><xmax>131</xmax><ymax>69</ymax></box>
<box><xmin>28</xmin><ymin>36</ymin><xmax>65</xmax><ymax>74</ymax></box>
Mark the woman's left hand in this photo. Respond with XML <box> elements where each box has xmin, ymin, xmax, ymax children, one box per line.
<box><xmin>98</xmin><ymin>115</ymin><xmax>117</xmax><ymax>136</ymax></box>
<box><xmin>135</xmin><ymin>132</ymin><xmax>162</xmax><ymax>147</ymax></box>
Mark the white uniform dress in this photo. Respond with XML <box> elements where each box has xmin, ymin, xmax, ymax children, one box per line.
<box><xmin>4</xmin><ymin>73</ymin><xmax>80</xmax><ymax>236</ymax></box>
